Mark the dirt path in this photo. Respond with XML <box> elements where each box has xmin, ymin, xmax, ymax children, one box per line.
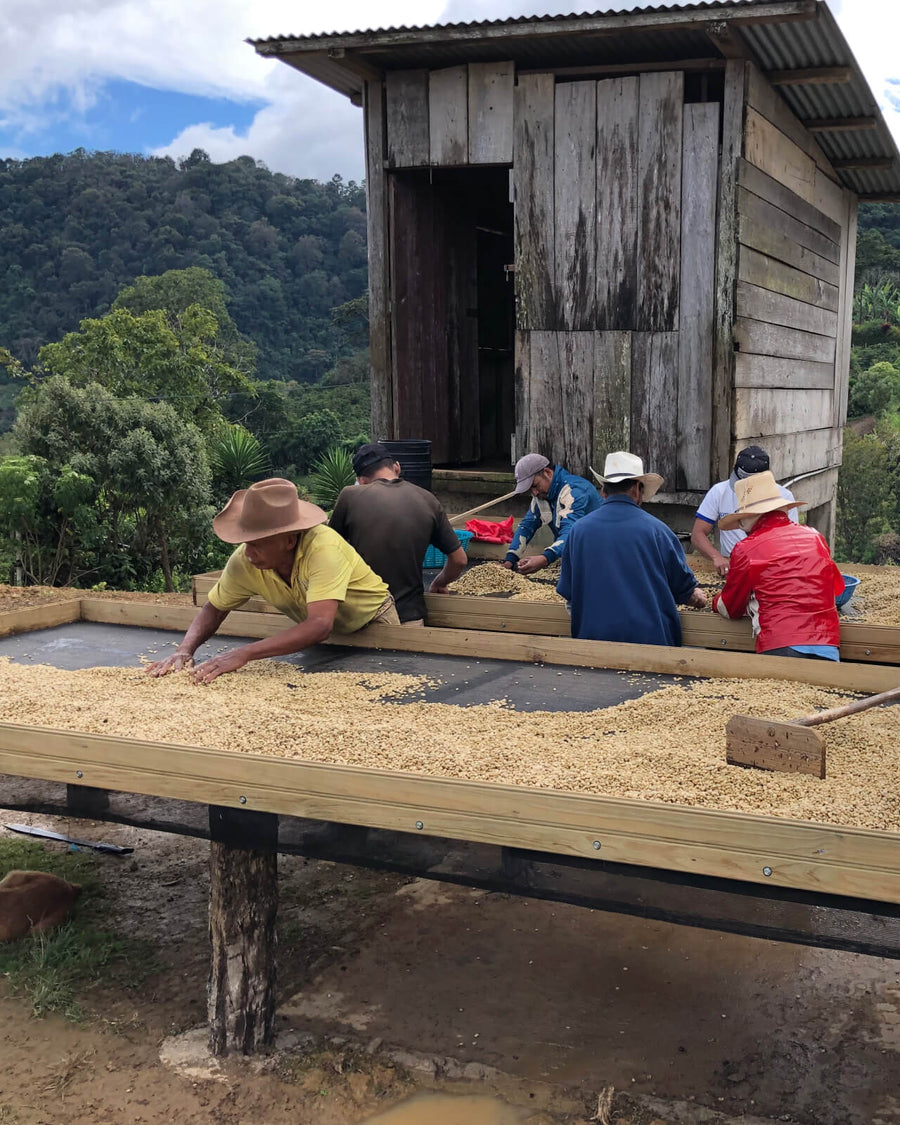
<box><xmin>1</xmin><ymin>812</ymin><xmax>898</xmax><ymax>1125</ymax></box>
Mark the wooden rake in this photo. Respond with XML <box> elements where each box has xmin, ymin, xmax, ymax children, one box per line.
<box><xmin>448</xmin><ymin>489</ymin><xmax>518</xmax><ymax>528</ymax></box>
<box><xmin>726</xmin><ymin>684</ymin><xmax>900</xmax><ymax>779</ymax></box>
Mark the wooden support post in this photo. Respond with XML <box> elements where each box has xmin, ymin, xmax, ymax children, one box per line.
<box><xmin>66</xmin><ymin>784</ymin><xmax>110</xmax><ymax>815</ymax></box>
<box><xmin>208</xmin><ymin>805</ymin><xmax>278</xmax><ymax>1057</ymax></box>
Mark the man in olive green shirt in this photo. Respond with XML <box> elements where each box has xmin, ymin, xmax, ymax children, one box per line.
<box><xmin>146</xmin><ymin>478</ymin><xmax>398</xmax><ymax>684</ymax></box>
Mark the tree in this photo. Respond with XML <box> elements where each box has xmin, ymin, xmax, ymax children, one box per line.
<box><xmin>835</xmin><ymin>428</ymin><xmax>896</xmax><ymax>561</ymax></box>
<box><xmin>848</xmin><ymin>361</ymin><xmax>900</xmax><ymax>418</ymax></box>
<box><xmin>35</xmin><ymin>305</ymin><xmax>254</xmax><ymax>435</ymax></box>
<box><xmin>10</xmin><ymin>377</ymin><xmax>214</xmax><ymax>589</ymax></box>
<box><xmin>271</xmin><ymin>408</ymin><xmax>343</xmax><ymax>474</ymax></box>
<box><xmin>113</xmin><ymin>266</ymin><xmax>257</xmax><ymax>378</ymax></box>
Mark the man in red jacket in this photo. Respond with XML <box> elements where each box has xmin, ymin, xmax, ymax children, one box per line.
<box><xmin>711</xmin><ymin>471</ymin><xmax>844</xmax><ymax>660</ymax></box>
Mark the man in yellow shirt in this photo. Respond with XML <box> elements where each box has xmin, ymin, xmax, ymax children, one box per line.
<box><xmin>146</xmin><ymin>478</ymin><xmax>398</xmax><ymax>683</ymax></box>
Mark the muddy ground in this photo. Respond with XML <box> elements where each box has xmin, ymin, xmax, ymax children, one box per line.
<box><xmin>0</xmin><ymin>810</ymin><xmax>897</xmax><ymax>1125</ymax></box>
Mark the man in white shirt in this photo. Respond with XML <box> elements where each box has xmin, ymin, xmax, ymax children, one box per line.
<box><xmin>691</xmin><ymin>446</ymin><xmax>799</xmax><ymax>576</ymax></box>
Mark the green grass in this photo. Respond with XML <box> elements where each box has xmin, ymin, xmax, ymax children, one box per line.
<box><xmin>0</xmin><ymin>839</ymin><xmax>157</xmax><ymax>1020</ymax></box>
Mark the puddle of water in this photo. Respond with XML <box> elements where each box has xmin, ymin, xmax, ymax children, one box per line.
<box><xmin>361</xmin><ymin>1093</ymin><xmax>525</xmax><ymax>1125</ymax></box>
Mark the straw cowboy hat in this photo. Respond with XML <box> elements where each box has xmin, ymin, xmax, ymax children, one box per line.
<box><xmin>213</xmin><ymin>478</ymin><xmax>327</xmax><ymax>544</ymax></box>
<box><xmin>589</xmin><ymin>451</ymin><xmax>664</xmax><ymax>502</ymax></box>
<box><xmin>718</xmin><ymin>471</ymin><xmax>805</xmax><ymax>531</ymax></box>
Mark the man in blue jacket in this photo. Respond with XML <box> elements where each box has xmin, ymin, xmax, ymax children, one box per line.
<box><xmin>558</xmin><ymin>451</ymin><xmax>707</xmax><ymax>646</ymax></box>
<box><xmin>503</xmin><ymin>453</ymin><xmax>602</xmax><ymax>575</ymax></box>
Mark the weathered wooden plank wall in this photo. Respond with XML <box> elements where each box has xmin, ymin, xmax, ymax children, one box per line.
<box><xmin>631</xmin><ymin>331</ymin><xmax>679</xmax><ymax>482</ymax></box>
<box><xmin>735</xmin><ymin>63</ymin><xmax>855</xmax><ymax>529</ymax></box>
<box><xmin>386</xmin><ymin>70</ymin><xmax>430</xmax><ymax>168</ymax></box>
<box><xmin>468</xmin><ymin>62</ymin><xmax>515</xmax><ymax>164</ymax></box>
<box><xmin>372</xmin><ymin>56</ymin><xmax>857</xmax><ymax>520</ymax></box>
<box><xmin>364</xmin><ymin>81</ymin><xmax>393</xmax><ymax>441</ymax></box>
<box><xmin>710</xmin><ymin>59</ymin><xmax>746</xmax><ymax>484</ymax></box>
<box><xmin>429</xmin><ymin>66</ymin><xmax>468</xmax><ymax>165</ymax></box>
<box><xmin>595</xmin><ymin>77</ymin><xmax>639</xmax><ymax>330</ymax></box>
<box><xmin>513</xmin><ymin>73</ymin><xmax>556</xmax><ymax>332</ymax></box>
<box><xmin>677</xmin><ymin>101</ymin><xmax>719</xmax><ymax>490</ymax></box>
<box><xmin>554</xmin><ymin>81</ymin><xmax>597</xmax><ymax>330</ymax></box>
<box><xmin>514</xmin><ymin>69</ymin><xmax>710</xmax><ymax>485</ymax></box>
<box><xmin>387</xmin><ymin>63</ymin><xmax>515</xmax><ymax>168</ymax></box>
<box><xmin>593</xmin><ymin>332</ymin><xmax>631</xmax><ymax>468</ymax></box>
<box><xmin>636</xmin><ymin>71</ymin><xmax>683</xmax><ymax>332</ymax></box>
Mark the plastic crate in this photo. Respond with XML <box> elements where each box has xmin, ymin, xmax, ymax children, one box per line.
<box><xmin>423</xmin><ymin>529</ymin><xmax>474</xmax><ymax>569</ymax></box>
<box><xmin>836</xmin><ymin>574</ymin><xmax>860</xmax><ymax>608</ymax></box>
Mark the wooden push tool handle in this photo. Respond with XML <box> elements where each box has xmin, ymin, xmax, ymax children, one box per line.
<box><xmin>448</xmin><ymin>490</ymin><xmax>519</xmax><ymax>528</ymax></box>
<box><xmin>795</xmin><ymin>685</ymin><xmax>900</xmax><ymax>728</ymax></box>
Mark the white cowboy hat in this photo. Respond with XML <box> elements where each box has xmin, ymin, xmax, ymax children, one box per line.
<box><xmin>718</xmin><ymin>471</ymin><xmax>805</xmax><ymax>531</ymax></box>
<box><xmin>589</xmin><ymin>451</ymin><xmax>664</xmax><ymax>502</ymax></box>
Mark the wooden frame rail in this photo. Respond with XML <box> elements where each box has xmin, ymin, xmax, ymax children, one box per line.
<box><xmin>191</xmin><ymin>573</ymin><xmax>900</xmax><ymax>667</ymax></box>
<box><xmin>0</xmin><ymin>720</ymin><xmax>898</xmax><ymax>905</ymax></box>
<box><xmin>0</xmin><ymin>596</ymin><xmax>898</xmax><ymax>906</ymax></box>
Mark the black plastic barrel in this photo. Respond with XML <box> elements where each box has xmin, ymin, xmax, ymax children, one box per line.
<box><xmin>378</xmin><ymin>439</ymin><xmax>432</xmax><ymax>492</ymax></box>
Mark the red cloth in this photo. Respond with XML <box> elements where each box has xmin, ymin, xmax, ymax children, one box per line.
<box><xmin>465</xmin><ymin>516</ymin><xmax>514</xmax><ymax>544</ymax></box>
<box><xmin>712</xmin><ymin>511</ymin><xmax>844</xmax><ymax>653</ymax></box>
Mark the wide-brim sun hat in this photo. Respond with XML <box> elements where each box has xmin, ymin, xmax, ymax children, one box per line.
<box><xmin>589</xmin><ymin>451</ymin><xmax>664</xmax><ymax>502</ymax></box>
<box><xmin>718</xmin><ymin>470</ymin><xmax>806</xmax><ymax>531</ymax></box>
<box><xmin>213</xmin><ymin>478</ymin><xmax>327</xmax><ymax>544</ymax></box>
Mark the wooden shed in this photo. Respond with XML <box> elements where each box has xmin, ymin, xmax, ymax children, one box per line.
<box><xmin>254</xmin><ymin>0</ymin><xmax>900</xmax><ymax>537</ymax></box>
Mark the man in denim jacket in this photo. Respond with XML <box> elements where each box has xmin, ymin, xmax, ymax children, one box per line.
<box><xmin>503</xmin><ymin>453</ymin><xmax>602</xmax><ymax>575</ymax></box>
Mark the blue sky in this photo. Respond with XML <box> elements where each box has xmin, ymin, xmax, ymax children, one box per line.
<box><xmin>1</xmin><ymin>80</ymin><xmax>263</xmax><ymax>160</ymax></box>
<box><xmin>0</xmin><ymin>0</ymin><xmax>898</xmax><ymax>183</ymax></box>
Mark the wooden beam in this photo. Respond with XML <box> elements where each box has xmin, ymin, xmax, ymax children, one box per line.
<box><xmin>1</xmin><ymin>721</ymin><xmax>898</xmax><ymax>905</ymax></box>
<box><xmin>704</xmin><ymin>21</ymin><xmax>750</xmax><ymax>60</ymax></box>
<box><xmin>182</xmin><ymin>584</ymin><xmax>900</xmax><ymax>667</ymax></box>
<box><xmin>326</xmin><ymin>622</ymin><xmax>900</xmax><ymax>693</ymax></box>
<box><xmin>766</xmin><ymin>67</ymin><xmax>852</xmax><ymax>86</ymax></box>
<box><xmin>519</xmin><ymin>58</ymin><xmax>726</xmax><ymax>79</ymax></box>
<box><xmin>805</xmin><ymin>116</ymin><xmax>878</xmax><ymax>134</ymax></box>
<box><xmin>831</xmin><ymin>158</ymin><xmax>895</xmax><ymax>171</ymax></box>
<box><xmin>0</xmin><ymin>599</ymin><xmax>81</xmax><ymax>638</ymax></box>
<box><xmin>326</xmin><ymin>48</ymin><xmax>383</xmax><ymax>83</ymax></box>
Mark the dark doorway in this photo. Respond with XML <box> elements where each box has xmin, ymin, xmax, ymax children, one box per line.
<box><xmin>388</xmin><ymin>166</ymin><xmax>514</xmax><ymax>466</ymax></box>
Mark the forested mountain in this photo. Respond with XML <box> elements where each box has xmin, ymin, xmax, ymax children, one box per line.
<box><xmin>0</xmin><ymin>149</ymin><xmax>367</xmax><ymax>380</ymax></box>
<box><xmin>856</xmin><ymin>202</ymin><xmax>900</xmax><ymax>277</ymax></box>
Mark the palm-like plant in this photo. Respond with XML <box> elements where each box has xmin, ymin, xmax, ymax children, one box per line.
<box><xmin>310</xmin><ymin>446</ymin><xmax>356</xmax><ymax>511</ymax></box>
<box><xmin>854</xmin><ymin>279</ymin><xmax>900</xmax><ymax>325</ymax></box>
<box><xmin>209</xmin><ymin>424</ymin><xmax>270</xmax><ymax>495</ymax></box>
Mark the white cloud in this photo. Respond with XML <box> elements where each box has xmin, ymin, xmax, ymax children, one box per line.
<box><xmin>0</xmin><ymin>0</ymin><xmax>444</xmax><ymax>179</ymax></box>
<box><xmin>2</xmin><ymin>0</ymin><xmax>899</xmax><ymax>181</ymax></box>
<box><xmin>152</xmin><ymin>69</ymin><xmax>367</xmax><ymax>182</ymax></box>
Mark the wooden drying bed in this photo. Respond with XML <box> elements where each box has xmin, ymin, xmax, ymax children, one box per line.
<box><xmin>1</xmin><ymin>596</ymin><xmax>899</xmax><ymax>907</ymax></box>
<box><xmin>192</xmin><ymin>573</ymin><xmax>900</xmax><ymax>666</ymax></box>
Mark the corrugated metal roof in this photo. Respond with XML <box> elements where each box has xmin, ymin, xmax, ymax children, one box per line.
<box><xmin>251</xmin><ymin>0</ymin><xmax>900</xmax><ymax>198</ymax></box>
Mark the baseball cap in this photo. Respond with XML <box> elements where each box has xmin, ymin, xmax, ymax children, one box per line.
<box><xmin>734</xmin><ymin>445</ymin><xmax>769</xmax><ymax>479</ymax></box>
<box><xmin>353</xmin><ymin>442</ymin><xmax>394</xmax><ymax>477</ymax></box>
<box><xmin>513</xmin><ymin>453</ymin><xmax>551</xmax><ymax>494</ymax></box>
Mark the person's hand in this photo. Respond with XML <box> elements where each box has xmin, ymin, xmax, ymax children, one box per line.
<box><xmin>689</xmin><ymin>586</ymin><xmax>708</xmax><ymax>609</ymax></box>
<box><xmin>500</xmin><ymin>559</ymin><xmax>514</xmax><ymax>570</ymax></box>
<box><xmin>145</xmin><ymin>650</ymin><xmax>194</xmax><ymax>677</ymax></box>
<box><xmin>712</xmin><ymin>553</ymin><xmax>729</xmax><ymax>577</ymax></box>
<box><xmin>429</xmin><ymin>578</ymin><xmax>451</xmax><ymax>595</ymax></box>
<box><xmin>517</xmin><ymin>555</ymin><xmax>549</xmax><ymax>575</ymax></box>
<box><xmin>190</xmin><ymin>648</ymin><xmax>249</xmax><ymax>685</ymax></box>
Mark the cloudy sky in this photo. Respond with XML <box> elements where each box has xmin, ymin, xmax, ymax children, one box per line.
<box><xmin>0</xmin><ymin>0</ymin><xmax>897</xmax><ymax>183</ymax></box>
